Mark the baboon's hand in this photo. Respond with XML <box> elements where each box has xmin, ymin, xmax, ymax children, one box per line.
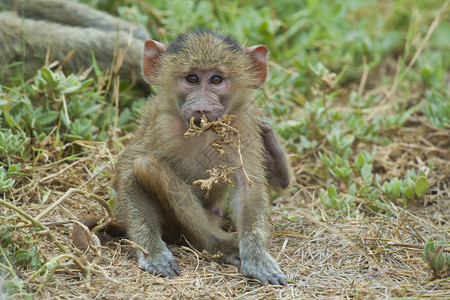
<box><xmin>261</xmin><ymin>121</ymin><xmax>290</xmax><ymax>189</ymax></box>
<box><xmin>241</xmin><ymin>249</ymin><xmax>286</xmax><ymax>285</ymax></box>
<box><xmin>138</xmin><ymin>248</ymin><xmax>180</xmax><ymax>277</ymax></box>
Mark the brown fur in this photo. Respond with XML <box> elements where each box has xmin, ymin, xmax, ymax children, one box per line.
<box><xmin>114</xmin><ymin>31</ymin><xmax>286</xmax><ymax>284</ymax></box>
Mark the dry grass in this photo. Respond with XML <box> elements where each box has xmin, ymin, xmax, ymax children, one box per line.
<box><xmin>1</xmin><ymin>102</ymin><xmax>449</xmax><ymax>299</ymax></box>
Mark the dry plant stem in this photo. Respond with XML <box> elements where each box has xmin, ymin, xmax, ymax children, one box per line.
<box><xmin>113</xmin><ymin>30</ymin><xmax>132</xmax><ymax>75</ymax></box>
<box><xmin>111</xmin><ymin>32</ymin><xmax>131</xmax><ymax>142</ymax></box>
<box><xmin>180</xmin><ymin>246</ymin><xmax>200</xmax><ymax>271</ymax></box>
<box><xmin>193</xmin><ymin>165</ymin><xmax>240</xmax><ymax>198</ymax></box>
<box><xmin>103</xmin><ymin>29</ymin><xmax>131</xmax><ymax>132</ymax></box>
<box><xmin>0</xmin><ymin>246</ymin><xmax>15</xmax><ymax>274</ymax></box>
<box><xmin>358</xmin><ymin>55</ymin><xmax>369</xmax><ymax>96</ymax></box>
<box><xmin>61</xmin><ymin>93</ymin><xmax>71</xmax><ymax>126</ymax></box>
<box><xmin>59</xmin><ymin>49</ymin><xmax>76</xmax><ymax>70</ymax></box>
<box><xmin>36</xmin><ymin>188</ymin><xmax>114</xmax><ymax>233</ymax></box>
<box><xmin>113</xmin><ymin>75</ymin><xmax>120</xmax><ymax>141</ymax></box>
<box><xmin>185</xmin><ymin>115</ymin><xmax>253</xmax><ymax>192</ymax></box>
<box><xmin>80</xmin><ymin>150</ymin><xmax>122</xmax><ymax>188</ymax></box>
<box><xmin>0</xmin><ymin>199</ymin><xmax>89</xmax><ymax>277</ymax></box>
<box><xmin>26</xmin><ymin>254</ymin><xmax>75</xmax><ymax>283</ymax></box>
<box><xmin>120</xmin><ymin>239</ymin><xmax>149</xmax><ymax>256</ymax></box>
<box><xmin>43</xmin><ymin>220</ymin><xmax>80</xmax><ymax>226</ymax></box>
<box><xmin>44</xmin><ymin>44</ymin><xmax>51</xmax><ymax>66</ymax></box>
<box><xmin>392</xmin><ymin>214</ymin><xmax>408</xmax><ymax>238</ymax></box>
<box><xmin>30</xmin><ymin>159</ymin><xmax>83</xmax><ymax>190</ymax></box>
<box><xmin>406</xmin><ymin>0</ymin><xmax>449</xmax><ymax>70</ymax></box>
<box><xmin>102</xmin><ymin>30</ymin><xmax>119</xmax><ymax>102</ymax></box>
<box><xmin>71</xmin><ymin>188</ymin><xmax>115</xmax><ymax>233</ymax></box>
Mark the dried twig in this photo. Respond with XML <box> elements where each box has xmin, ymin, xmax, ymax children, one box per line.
<box><xmin>184</xmin><ymin>114</ymin><xmax>253</xmax><ymax>197</ymax></box>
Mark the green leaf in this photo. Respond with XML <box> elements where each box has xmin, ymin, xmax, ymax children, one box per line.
<box><xmin>60</xmin><ymin>110</ymin><xmax>70</xmax><ymax>128</ymax></box>
<box><xmin>423</xmin><ymin>238</ymin><xmax>435</xmax><ymax>262</ymax></box>
<box><xmin>299</xmin><ymin>135</ymin><xmax>312</xmax><ymax>149</ymax></box>
<box><xmin>356</xmin><ymin>152</ymin><xmax>365</xmax><ymax>166</ymax></box>
<box><xmin>361</xmin><ymin>164</ymin><xmax>371</xmax><ymax>179</ymax></box>
<box><xmin>284</xmin><ymin>214</ymin><xmax>298</xmax><ymax>221</ymax></box>
<box><xmin>354</xmin><ymin>153</ymin><xmax>365</xmax><ymax>173</ymax></box>
<box><xmin>392</xmin><ymin>179</ymin><xmax>402</xmax><ymax>199</ymax></box>
<box><xmin>359</xmin><ymin>185</ymin><xmax>370</xmax><ymax>195</ymax></box>
<box><xmin>414</xmin><ymin>176</ymin><xmax>429</xmax><ymax>198</ymax></box>
<box><xmin>328</xmin><ymin>184</ymin><xmax>338</xmax><ymax>199</ymax></box>
<box><xmin>349</xmin><ymin>183</ymin><xmax>357</xmax><ymax>196</ymax></box>
<box><xmin>81</xmin><ymin>78</ymin><xmax>95</xmax><ymax>89</ymax></box>
<box><xmin>36</xmin><ymin>111</ymin><xmax>59</xmax><ymax>126</ymax></box>
<box><xmin>1</xmin><ymin>109</ymin><xmax>22</xmax><ymax>130</ymax></box>
<box><xmin>319</xmin><ymin>189</ymin><xmax>328</xmax><ymax>204</ymax></box>
<box><xmin>62</xmin><ymin>83</ymin><xmax>82</xmax><ymax>94</ymax></box>
<box><xmin>8</xmin><ymin>163</ymin><xmax>21</xmax><ymax>173</ymax></box>
<box><xmin>4</xmin><ymin>276</ymin><xmax>24</xmax><ymax>292</ymax></box>
<box><xmin>435</xmin><ymin>245</ymin><xmax>444</xmax><ymax>271</ymax></box>
<box><xmin>118</xmin><ymin>108</ymin><xmax>132</xmax><ymax>127</ymax></box>
<box><xmin>29</xmin><ymin>245</ymin><xmax>37</xmax><ymax>256</ymax></box>
<box><xmin>15</xmin><ymin>250</ymin><xmax>29</xmax><ymax>262</ymax></box>
<box><xmin>41</xmin><ymin>67</ymin><xmax>55</xmax><ymax>84</ymax></box>
<box><xmin>404</xmin><ymin>185</ymin><xmax>415</xmax><ymax>200</ymax></box>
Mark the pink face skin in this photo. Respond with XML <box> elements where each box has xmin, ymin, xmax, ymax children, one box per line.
<box><xmin>178</xmin><ymin>69</ymin><xmax>231</xmax><ymax>124</ymax></box>
<box><xmin>142</xmin><ymin>39</ymin><xmax>268</xmax><ymax>127</ymax></box>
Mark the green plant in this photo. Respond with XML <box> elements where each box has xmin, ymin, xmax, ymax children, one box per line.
<box><xmin>117</xmin><ymin>4</ymin><xmax>149</xmax><ymax>25</ymax></box>
<box><xmin>0</xmin><ymin>129</ymin><xmax>29</xmax><ymax>160</ymax></box>
<box><xmin>0</xmin><ymin>164</ymin><xmax>20</xmax><ymax>191</ymax></box>
<box><xmin>1</xmin><ymin>64</ymin><xmax>147</xmax><ymax>160</ymax></box>
<box><xmin>378</xmin><ymin>169</ymin><xmax>429</xmax><ymax>203</ymax></box>
<box><xmin>67</xmin><ymin>118</ymin><xmax>97</xmax><ymax>141</ymax></box>
<box><xmin>0</xmin><ymin>224</ymin><xmax>45</xmax><ymax>298</ymax></box>
<box><xmin>319</xmin><ymin>152</ymin><xmax>353</xmax><ymax>183</ymax></box>
<box><xmin>423</xmin><ymin>89</ymin><xmax>450</xmax><ymax>129</ymax></box>
<box><xmin>422</xmin><ymin>238</ymin><xmax>450</xmax><ymax>278</ymax></box>
<box><xmin>327</xmin><ymin>130</ymin><xmax>355</xmax><ymax>157</ymax></box>
<box><xmin>2</xmin><ymin>276</ymin><xmax>32</xmax><ymax>300</ymax></box>
<box><xmin>320</xmin><ymin>184</ymin><xmax>358</xmax><ymax>219</ymax></box>
<box><xmin>15</xmin><ymin>245</ymin><xmax>44</xmax><ymax>270</ymax></box>
<box><xmin>0</xmin><ymin>225</ymin><xmax>44</xmax><ymax>270</ymax></box>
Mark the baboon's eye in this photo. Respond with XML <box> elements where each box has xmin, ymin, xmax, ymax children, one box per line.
<box><xmin>210</xmin><ymin>75</ymin><xmax>223</xmax><ymax>85</ymax></box>
<box><xmin>185</xmin><ymin>74</ymin><xmax>199</xmax><ymax>84</ymax></box>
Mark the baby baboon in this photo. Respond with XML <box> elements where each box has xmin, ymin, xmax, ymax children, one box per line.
<box><xmin>114</xmin><ymin>30</ymin><xmax>287</xmax><ymax>285</ymax></box>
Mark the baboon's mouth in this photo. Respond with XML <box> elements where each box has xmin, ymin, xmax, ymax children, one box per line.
<box><xmin>193</xmin><ymin>119</ymin><xmax>202</xmax><ymax>127</ymax></box>
<box><xmin>188</xmin><ymin>115</ymin><xmax>221</xmax><ymax>128</ymax></box>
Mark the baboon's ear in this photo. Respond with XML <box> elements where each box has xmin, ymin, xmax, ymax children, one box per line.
<box><xmin>142</xmin><ymin>40</ymin><xmax>167</xmax><ymax>84</ymax></box>
<box><xmin>246</xmin><ymin>45</ymin><xmax>268</xmax><ymax>89</ymax></box>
